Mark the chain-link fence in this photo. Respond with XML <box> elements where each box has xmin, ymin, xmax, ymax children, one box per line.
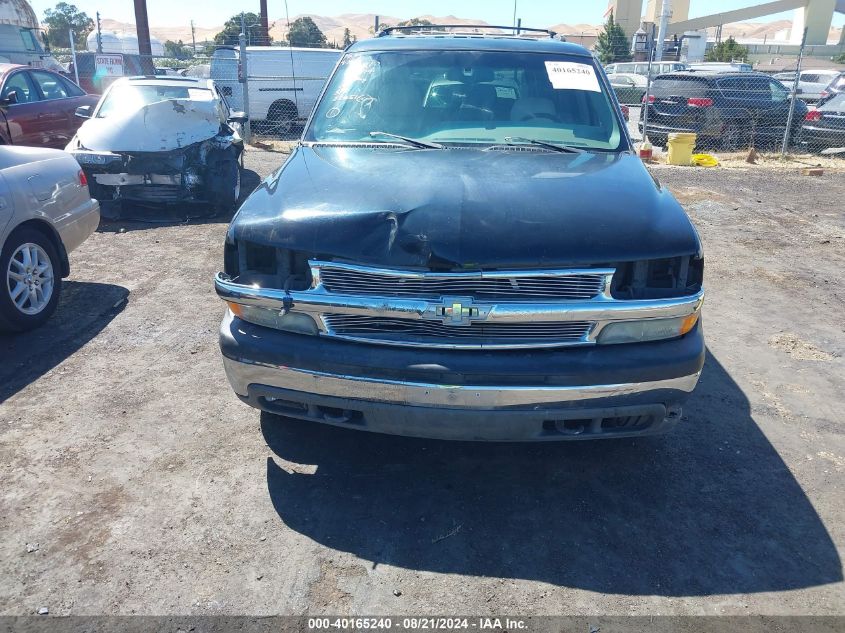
<box><xmin>610</xmin><ymin>41</ymin><xmax>845</xmax><ymax>159</ymax></box>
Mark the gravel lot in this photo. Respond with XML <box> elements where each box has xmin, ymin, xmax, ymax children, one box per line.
<box><xmin>1</xmin><ymin>146</ymin><xmax>843</xmax><ymax>616</ymax></box>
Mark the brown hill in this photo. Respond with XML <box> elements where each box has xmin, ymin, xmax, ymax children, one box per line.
<box><xmin>99</xmin><ymin>14</ymin><xmax>843</xmax><ymax>48</ymax></box>
<box><xmin>99</xmin><ymin>18</ymin><xmax>219</xmax><ymax>43</ymax></box>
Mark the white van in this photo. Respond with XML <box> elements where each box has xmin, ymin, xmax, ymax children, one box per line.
<box><xmin>211</xmin><ymin>46</ymin><xmax>341</xmax><ymax>134</ymax></box>
<box><xmin>0</xmin><ymin>23</ymin><xmax>64</xmax><ymax>72</ymax></box>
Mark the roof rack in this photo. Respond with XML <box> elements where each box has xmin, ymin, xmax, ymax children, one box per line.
<box><xmin>377</xmin><ymin>24</ymin><xmax>558</xmax><ymax>38</ymax></box>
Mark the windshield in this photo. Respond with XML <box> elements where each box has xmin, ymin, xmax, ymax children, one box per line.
<box><xmin>97</xmin><ymin>85</ymin><xmax>212</xmax><ymax>118</ymax></box>
<box><xmin>306</xmin><ymin>50</ymin><xmax>625</xmax><ymax>151</ymax></box>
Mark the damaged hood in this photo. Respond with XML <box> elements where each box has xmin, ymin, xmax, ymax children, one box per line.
<box><xmin>76</xmin><ymin>99</ymin><xmax>221</xmax><ymax>153</ymax></box>
<box><xmin>231</xmin><ymin>145</ymin><xmax>701</xmax><ymax>269</ymax></box>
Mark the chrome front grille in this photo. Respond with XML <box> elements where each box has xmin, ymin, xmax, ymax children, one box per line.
<box><xmin>314</xmin><ymin>261</ymin><xmax>610</xmax><ymax>301</ymax></box>
<box><xmin>322</xmin><ymin>314</ymin><xmax>595</xmax><ymax>349</ymax></box>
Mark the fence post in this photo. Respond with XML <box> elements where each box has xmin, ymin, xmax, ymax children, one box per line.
<box><xmin>239</xmin><ymin>28</ymin><xmax>251</xmax><ymax>143</ymax></box>
<box><xmin>96</xmin><ymin>11</ymin><xmax>102</xmax><ymax>53</ymax></box>
<box><xmin>69</xmin><ymin>28</ymin><xmax>80</xmax><ymax>86</ymax></box>
<box><xmin>641</xmin><ymin>44</ymin><xmax>655</xmax><ymax>144</ymax></box>
<box><xmin>781</xmin><ymin>27</ymin><xmax>807</xmax><ymax>156</ymax></box>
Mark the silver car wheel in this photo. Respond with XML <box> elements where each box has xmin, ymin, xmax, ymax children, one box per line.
<box><xmin>6</xmin><ymin>242</ymin><xmax>54</xmax><ymax>315</ymax></box>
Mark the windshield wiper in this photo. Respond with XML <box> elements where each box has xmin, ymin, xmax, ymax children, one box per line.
<box><xmin>368</xmin><ymin>131</ymin><xmax>443</xmax><ymax>149</ymax></box>
<box><xmin>503</xmin><ymin>136</ymin><xmax>586</xmax><ymax>153</ymax></box>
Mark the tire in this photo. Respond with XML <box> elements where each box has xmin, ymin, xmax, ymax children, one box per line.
<box><xmin>0</xmin><ymin>227</ymin><xmax>62</xmax><ymax>332</ymax></box>
<box><xmin>211</xmin><ymin>157</ymin><xmax>241</xmax><ymax>214</ymax></box>
<box><xmin>721</xmin><ymin>125</ymin><xmax>747</xmax><ymax>151</ymax></box>
<box><xmin>266</xmin><ymin>101</ymin><xmax>298</xmax><ymax>137</ymax></box>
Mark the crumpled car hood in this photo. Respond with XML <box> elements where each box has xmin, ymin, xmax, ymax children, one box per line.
<box><xmin>76</xmin><ymin>99</ymin><xmax>221</xmax><ymax>152</ymax></box>
<box><xmin>230</xmin><ymin>145</ymin><xmax>702</xmax><ymax>269</ymax></box>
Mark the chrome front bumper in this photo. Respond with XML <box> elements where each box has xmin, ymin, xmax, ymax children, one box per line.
<box><xmin>221</xmin><ymin>351</ymin><xmax>702</xmax><ymax>441</ymax></box>
<box><xmin>223</xmin><ymin>355</ymin><xmax>701</xmax><ymax>408</ymax></box>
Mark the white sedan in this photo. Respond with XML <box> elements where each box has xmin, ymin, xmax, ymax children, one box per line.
<box><xmin>0</xmin><ymin>146</ymin><xmax>99</xmax><ymax>331</ymax></box>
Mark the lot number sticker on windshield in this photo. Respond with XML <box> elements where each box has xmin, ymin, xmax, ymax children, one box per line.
<box><xmin>544</xmin><ymin>61</ymin><xmax>600</xmax><ymax>92</ymax></box>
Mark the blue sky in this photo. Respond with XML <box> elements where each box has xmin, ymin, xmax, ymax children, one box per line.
<box><xmin>29</xmin><ymin>0</ymin><xmax>844</xmax><ymax>28</ymax></box>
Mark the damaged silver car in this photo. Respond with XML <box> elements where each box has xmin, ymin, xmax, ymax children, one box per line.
<box><xmin>66</xmin><ymin>77</ymin><xmax>247</xmax><ymax>214</ymax></box>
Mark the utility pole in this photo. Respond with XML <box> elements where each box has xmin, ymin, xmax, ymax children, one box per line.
<box><xmin>96</xmin><ymin>11</ymin><xmax>102</xmax><ymax>53</ymax></box>
<box><xmin>191</xmin><ymin>20</ymin><xmax>196</xmax><ymax>53</ymax></box>
<box><xmin>259</xmin><ymin>0</ymin><xmax>269</xmax><ymax>45</ymax></box>
<box><xmin>133</xmin><ymin>0</ymin><xmax>153</xmax><ymax>58</ymax></box>
<box><xmin>655</xmin><ymin>0</ymin><xmax>671</xmax><ymax>61</ymax></box>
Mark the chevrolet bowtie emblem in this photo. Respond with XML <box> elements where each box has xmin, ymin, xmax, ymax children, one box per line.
<box><xmin>423</xmin><ymin>297</ymin><xmax>492</xmax><ymax>326</ymax></box>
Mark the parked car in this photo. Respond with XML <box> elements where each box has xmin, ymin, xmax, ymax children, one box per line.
<box><xmin>0</xmin><ymin>145</ymin><xmax>99</xmax><ymax>331</ymax></box>
<box><xmin>214</xmin><ymin>29</ymin><xmax>706</xmax><ymax>441</ymax></box>
<box><xmin>180</xmin><ymin>64</ymin><xmax>210</xmax><ymax>79</ymax></box>
<box><xmin>66</xmin><ymin>76</ymin><xmax>246</xmax><ymax>211</ymax></box>
<box><xmin>605</xmin><ymin>61</ymin><xmax>688</xmax><ymax>76</ymax></box>
<box><xmin>688</xmin><ymin>62</ymin><xmax>753</xmax><ymax>73</ymax></box>
<box><xmin>801</xmin><ymin>93</ymin><xmax>845</xmax><ymax>151</ymax></box>
<box><xmin>607</xmin><ymin>72</ymin><xmax>648</xmax><ymax>104</ymax></box>
<box><xmin>211</xmin><ymin>46</ymin><xmax>341</xmax><ymax>135</ymax></box>
<box><xmin>67</xmin><ymin>52</ymin><xmax>157</xmax><ymax>95</ymax></box>
<box><xmin>817</xmin><ymin>72</ymin><xmax>845</xmax><ymax>105</ymax></box>
<box><xmin>640</xmin><ymin>71</ymin><xmax>808</xmax><ymax>149</ymax></box>
<box><xmin>0</xmin><ymin>64</ymin><xmax>98</xmax><ymax>148</ymax></box>
<box><xmin>773</xmin><ymin>69</ymin><xmax>841</xmax><ymax>102</ymax></box>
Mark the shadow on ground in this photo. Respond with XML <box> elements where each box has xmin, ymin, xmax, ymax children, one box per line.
<box><xmin>0</xmin><ymin>281</ymin><xmax>128</xmax><ymax>403</ymax></box>
<box><xmin>261</xmin><ymin>350</ymin><xmax>841</xmax><ymax>596</ymax></box>
<box><xmin>95</xmin><ymin>168</ymin><xmax>262</xmax><ymax>231</ymax></box>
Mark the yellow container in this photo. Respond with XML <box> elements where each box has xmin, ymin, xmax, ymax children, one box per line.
<box><xmin>666</xmin><ymin>132</ymin><xmax>697</xmax><ymax>166</ymax></box>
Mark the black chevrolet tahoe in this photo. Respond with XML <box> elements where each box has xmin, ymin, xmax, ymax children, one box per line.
<box><xmin>215</xmin><ymin>27</ymin><xmax>705</xmax><ymax>441</ymax></box>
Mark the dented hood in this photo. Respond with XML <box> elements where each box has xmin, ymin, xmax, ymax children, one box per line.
<box><xmin>76</xmin><ymin>99</ymin><xmax>220</xmax><ymax>152</ymax></box>
<box><xmin>231</xmin><ymin>145</ymin><xmax>701</xmax><ymax>269</ymax></box>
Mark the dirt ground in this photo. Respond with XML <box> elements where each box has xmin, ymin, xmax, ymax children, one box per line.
<box><xmin>1</xmin><ymin>145</ymin><xmax>843</xmax><ymax>617</ymax></box>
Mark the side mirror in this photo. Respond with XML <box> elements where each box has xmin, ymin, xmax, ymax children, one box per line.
<box><xmin>0</xmin><ymin>90</ymin><xmax>18</xmax><ymax>106</ymax></box>
<box><xmin>75</xmin><ymin>105</ymin><xmax>92</xmax><ymax>119</ymax></box>
<box><xmin>227</xmin><ymin>111</ymin><xmax>248</xmax><ymax>124</ymax></box>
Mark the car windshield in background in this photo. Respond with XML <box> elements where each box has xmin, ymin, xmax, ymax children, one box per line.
<box><xmin>716</xmin><ymin>76</ymin><xmax>789</xmax><ymax>101</ymax></box>
<box><xmin>650</xmin><ymin>77</ymin><xmax>709</xmax><ymax>97</ymax></box>
<box><xmin>822</xmin><ymin>94</ymin><xmax>845</xmax><ymax>109</ymax></box>
<box><xmin>306</xmin><ymin>50</ymin><xmax>624</xmax><ymax>151</ymax></box>
<box><xmin>97</xmin><ymin>85</ymin><xmax>213</xmax><ymax>118</ymax></box>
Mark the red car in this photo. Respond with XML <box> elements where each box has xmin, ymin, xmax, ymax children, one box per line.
<box><xmin>0</xmin><ymin>64</ymin><xmax>99</xmax><ymax>148</ymax></box>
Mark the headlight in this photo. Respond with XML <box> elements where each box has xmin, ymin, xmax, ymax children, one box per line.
<box><xmin>72</xmin><ymin>151</ymin><xmax>122</xmax><ymax>166</ymax></box>
<box><xmin>227</xmin><ymin>303</ymin><xmax>319</xmax><ymax>335</ymax></box>
<box><xmin>596</xmin><ymin>312</ymin><xmax>699</xmax><ymax>345</ymax></box>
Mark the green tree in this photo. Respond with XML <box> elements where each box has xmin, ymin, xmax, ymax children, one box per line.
<box><xmin>214</xmin><ymin>13</ymin><xmax>264</xmax><ymax>46</ymax></box>
<box><xmin>286</xmin><ymin>17</ymin><xmax>327</xmax><ymax>47</ymax></box>
<box><xmin>342</xmin><ymin>27</ymin><xmax>352</xmax><ymax>48</ymax></box>
<box><xmin>164</xmin><ymin>39</ymin><xmax>192</xmax><ymax>60</ymax></box>
<box><xmin>397</xmin><ymin>18</ymin><xmax>434</xmax><ymax>27</ymax></box>
<box><xmin>43</xmin><ymin>2</ymin><xmax>93</xmax><ymax>49</ymax></box>
<box><xmin>594</xmin><ymin>11</ymin><xmax>631</xmax><ymax>65</ymax></box>
<box><xmin>705</xmin><ymin>36</ymin><xmax>749</xmax><ymax>62</ymax></box>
